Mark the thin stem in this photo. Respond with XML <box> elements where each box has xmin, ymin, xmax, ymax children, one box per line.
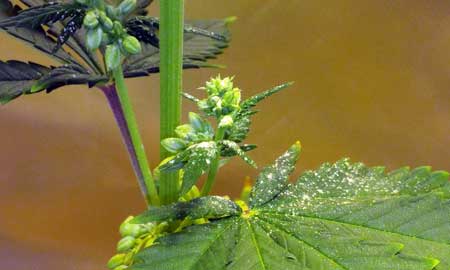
<box><xmin>159</xmin><ymin>0</ymin><xmax>185</xmax><ymax>204</ymax></box>
<box><xmin>107</xmin><ymin>65</ymin><xmax>159</xmax><ymax>206</ymax></box>
<box><xmin>201</xmin><ymin>126</ymin><xmax>225</xmax><ymax>196</ymax></box>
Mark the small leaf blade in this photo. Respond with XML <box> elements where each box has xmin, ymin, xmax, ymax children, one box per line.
<box><xmin>131</xmin><ymin>196</ymin><xmax>242</xmax><ymax>224</ymax></box>
<box><xmin>249</xmin><ymin>141</ymin><xmax>301</xmax><ymax>207</ymax></box>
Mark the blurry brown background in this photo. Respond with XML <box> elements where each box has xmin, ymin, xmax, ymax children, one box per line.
<box><xmin>0</xmin><ymin>0</ymin><xmax>449</xmax><ymax>269</ymax></box>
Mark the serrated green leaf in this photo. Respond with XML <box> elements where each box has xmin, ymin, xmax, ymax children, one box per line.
<box><xmin>180</xmin><ymin>141</ymin><xmax>218</xmax><ymax>196</ymax></box>
<box><xmin>226</xmin><ymin>82</ymin><xmax>293</xmax><ymax>142</ymax></box>
<box><xmin>0</xmin><ymin>3</ymin><xmax>83</xmax><ymax>29</ymax></box>
<box><xmin>131</xmin><ymin>145</ymin><xmax>450</xmax><ymax>270</ymax></box>
<box><xmin>219</xmin><ymin>140</ymin><xmax>257</xmax><ymax>168</ymax></box>
<box><xmin>249</xmin><ymin>141</ymin><xmax>301</xmax><ymax>207</ymax></box>
<box><xmin>241</xmin><ymin>82</ymin><xmax>293</xmax><ymax>110</ymax></box>
<box><xmin>131</xmin><ymin>196</ymin><xmax>241</xmax><ymax>224</ymax></box>
<box><xmin>221</xmin><ymin>143</ymin><xmax>257</xmax><ymax>157</ymax></box>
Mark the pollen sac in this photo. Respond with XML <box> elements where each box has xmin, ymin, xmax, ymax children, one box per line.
<box><xmin>122</xmin><ymin>35</ymin><xmax>142</xmax><ymax>55</ymax></box>
<box><xmin>117</xmin><ymin>236</ymin><xmax>136</xmax><ymax>252</ymax></box>
<box><xmin>161</xmin><ymin>138</ymin><xmax>187</xmax><ymax>154</ymax></box>
<box><xmin>86</xmin><ymin>26</ymin><xmax>103</xmax><ymax>50</ymax></box>
<box><xmin>118</xmin><ymin>0</ymin><xmax>137</xmax><ymax>16</ymax></box>
<box><xmin>83</xmin><ymin>10</ymin><xmax>99</xmax><ymax>29</ymax></box>
<box><xmin>107</xmin><ymin>254</ymin><xmax>126</xmax><ymax>269</ymax></box>
<box><xmin>99</xmin><ymin>11</ymin><xmax>114</xmax><ymax>31</ymax></box>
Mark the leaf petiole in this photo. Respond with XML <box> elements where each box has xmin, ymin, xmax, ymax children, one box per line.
<box><xmin>200</xmin><ymin>125</ymin><xmax>226</xmax><ymax>196</ymax></box>
<box><xmin>111</xmin><ymin>65</ymin><xmax>160</xmax><ymax>206</ymax></box>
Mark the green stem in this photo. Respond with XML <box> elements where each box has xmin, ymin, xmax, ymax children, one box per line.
<box><xmin>113</xmin><ymin>65</ymin><xmax>160</xmax><ymax>206</ymax></box>
<box><xmin>201</xmin><ymin>127</ymin><xmax>225</xmax><ymax>196</ymax></box>
<box><xmin>159</xmin><ymin>0</ymin><xmax>185</xmax><ymax>204</ymax></box>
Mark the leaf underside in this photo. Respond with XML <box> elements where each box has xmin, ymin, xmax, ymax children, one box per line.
<box><xmin>131</xmin><ymin>145</ymin><xmax>450</xmax><ymax>270</ymax></box>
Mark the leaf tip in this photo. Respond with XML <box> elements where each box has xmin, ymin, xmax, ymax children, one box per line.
<box><xmin>225</xmin><ymin>16</ymin><xmax>237</xmax><ymax>25</ymax></box>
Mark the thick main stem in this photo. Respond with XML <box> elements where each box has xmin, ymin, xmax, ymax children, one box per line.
<box><xmin>159</xmin><ymin>0</ymin><xmax>185</xmax><ymax>204</ymax></box>
<box><xmin>101</xmin><ymin>66</ymin><xmax>159</xmax><ymax>206</ymax></box>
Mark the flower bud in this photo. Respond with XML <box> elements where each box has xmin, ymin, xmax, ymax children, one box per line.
<box><xmin>223</xmin><ymin>88</ymin><xmax>241</xmax><ymax>106</ymax></box>
<box><xmin>105</xmin><ymin>43</ymin><xmax>122</xmax><ymax>71</ymax></box>
<box><xmin>218</xmin><ymin>115</ymin><xmax>234</xmax><ymax>128</ymax></box>
<box><xmin>161</xmin><ymin>138</ymin><xmax>187</xmax><ymax>154</ymax></box>
<box><xmin>83</xmin><ymin>10</ymin><xmax>99</xmax><ymax>29</ymax></box>
<box><xmin>113</xmin><ymin>21</ymin><xmax>124</xmax><ymax>36</ymax></box>
<box><xmin>122</xmin><ymin>35</ymin><xmax>142</xmax><ymax>55</ymax></box>
<box><xmin>118</xmin><ymin>0</ymin><xmax>136</xmax><ymax>16</ymax></box>
<box><xmin>113</xmin><ymin>266</ymin><xmax>128</xmax><ymax>270</ymax></box>
<box><xmin>119</xmin><ymin>222</ymin><xmax>141</xmax><ymax>237</ymax></box>
<box><xmin>175</xmin><ymin>124</ymin><xmax>195</xmax><ymax>140</ymax></box>
<box><xmin>117</xmin><ymin>236</ymin><xmax>136</xmax><ymax>252</ymax></box>
<box><xmin>86</xmin><ymin>27</ymin><xmax>103</xmax><ymax>51</ymax></box>
<box><xmin>106</xmin><ymin>5</ymin><xmax>119</xmax><ymax>19</ymax></box>
<box><xmin>107</xmin><ymin>254</ymin><xmax>126</xmax><ymax>269</ymax></box>
<box><xmin>189</xmin><ymin>112</ymin><xmax>205</xmax><ymax>132</ymax></box>
<box><xmin>101</xmin><ymin>33</ymin><xmax>111</xmax><ymax>46</ymax></box>
<box><xmin>99</xmin><ymin>11</ymin><xmax>114</xmax><ymax>32</ymax></box>
<box><xmin>76</xmin><ymin>0</ymin><xmax>87</xmax><ymax>5</ymax></box>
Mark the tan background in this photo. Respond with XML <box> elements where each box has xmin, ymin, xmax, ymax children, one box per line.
<box><xmin>0</xmin><ymin>0</ymin><xmax>449</xmax><ymax>269</ymax></box>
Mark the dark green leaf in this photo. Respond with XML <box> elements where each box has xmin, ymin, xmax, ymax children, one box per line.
<box><xmin>241</xmin><ymin>82</ymin><xmax>294</xmax><ymax>111</ymax></box>
<box><xmin>226</xmin><ymin>110</ymin><xmax>256</xmax><ymax>143</ymax></box>
<box><xmin>131</xmin><ymin>146</ymin><xmax>450</xmax><ymax>270</ymax></box>
<box><xmin>219</xmin><ymin>140</ymin><xmax>257</xmax><ymax>168</ymax></box>
<box><xmin>31</xmin><ymin>64</ymin><xmax>105</xmax><ymax>93</ymax></box>
<box><xmin>0</xmin><ymin>60</ymin><xmax>49</xmax><ymax>104</ymax></box>
<box><xmin>220</xmin><ymin>143</ymin><xmax>257</xmax><ymax>157</ymax></box>
<box><xmin>125</xmin><ymin>16</ymin><xmax>228</xmax><ymax>48</ymax></box>
<box><xmin>249</xmin><ymin>141</ymin><xmax>300</xmax><ymax>207</ymax></box>
<box><xmin>0</xmin><ymin>1</ymin><xmax>81</xmax><ymax>66</ymax></box>
<box><xmin>180</xmin><ymin>141</ymin><xmax>218</xmax><ymax>196</ymax></box>
<box><xmin>123</xmin><ymin>18</ymin><xmax>231</xmax><ymax>76</ymax></box>
<box><xmin>0</xmin><ymin>3</ymin><xmax>84</xmax><ymax>29</ymax></box>
<box><xmin>132</xmin><ymin>196</ymin><xmax>242</xmax><ymax>224</ymax></box>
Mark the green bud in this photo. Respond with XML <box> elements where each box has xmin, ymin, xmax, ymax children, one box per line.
<box><xmin>113</xmin><ymin>21</ymin><xmax>124</xmax><ymax>36</ymax></box>
<box><xmin>76</xmin><ymin>0</ymin><xmax>88</xmax><ymax>5</ymax></box>
<box><xmin>161</xmin><ymin>138</ymin><xmax>187</xmax><ymax>154</ymax></box>
<box><xmin>205</xmin><ymin>76</ymin><xmax>233</xmax><ymax>95</ymax></box>
<box><xmin>189</xmin><ymin>112</ymin><xmax>206</xmax><ymax>132</ymax></box>
<box><xmin>120</xmin><ymin>216</ymin><xmax>134</xmax><ymax>226</ymax></box>
<box><xmin>218</xmin><ymin>115</ymin><xmax>234</xmax><ymax>128</ymax></box>
<box><xmin>118</xmin><ymin>0</ymin><xmax>137</xmax><ymax>15</ymax></box>
<box><xmin>83</xmin><ymin>10</ymin><xmax>99</xmax><ymax>29</ymax></box>
<box><xmin>122</xmin><ymin>35</ymin><xmax>142</xmax><ymax>55</ymax></box>
<box><xmin>105</xmin><ymin>43</ymin><xmax>122</xmax><ymax>71</ymax></box>
<box><xmin>101</xmin><ymin>33</ymin><xmax>111</xmax><ymax>46</ymax></box>
<box><xmin>175</xmin><ymin>124</ymin><xmax>195</xmax><ymax>140</ymax></box>
<box><xmin>223</xmin><ymin>88</ymin><xmax>241</xmax><ymax>107</ymax></box>
<box><xmin>107</xmin><ymin>254</ymin><xmax>126</xmax><ymax>269</ymax></box>
<box><xmin>86</xmin><ymin>27</ymin><xmax>103</xmax><ymax>51</ymax></box>
<box><xmin>99</xmin><ymin>11</ymin><xmax>114</xmax><ymax>31</ymax></box>
<box><xmin>113</xmin><ymin>266</ymin><xmax>128</xmax><ymax>270</ymax></box>
<box><xmin>117</xmin><ymin>236</ymin><xmax>136</xmax><ymax>252</ymax></box>
<box><xmin>106</xmin><ymin>5</ymin><xmax>119</xmax><ymax>20</ymax></box>
<box><xmin>119</xmin><ymin>222</ymin><xmax>141</xmax><ymax>237</ymax></box>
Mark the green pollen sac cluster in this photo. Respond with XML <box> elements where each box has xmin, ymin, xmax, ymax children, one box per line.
<box><xmin>161</xmin><ymin>76</ymin><xmax>244</xmax><ymax>156</ymax></box>
<box><xmin>198</xmin><ymin>76</ymin><xmax>241</xmax><ymax>118</ymax></box>
<box><xmin>161</xmin><ymin>112</ymin><xmax>214</xmax><ymax>155</ymax></box>
<box><xmin>78</xmin><ymin>0</ymin><xmax>141</xmax><ymax>71</ymax></box>
<box><xmin>107</xmin><ymin>216</ymin><xmax>167</xmax><ymax>270</ymax></box>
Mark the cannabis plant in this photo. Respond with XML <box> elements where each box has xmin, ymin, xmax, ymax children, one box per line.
<box><xmin>1</xmin><ymin>1</ymin><xmax>449</xmax><ymax>270</ymax></box>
